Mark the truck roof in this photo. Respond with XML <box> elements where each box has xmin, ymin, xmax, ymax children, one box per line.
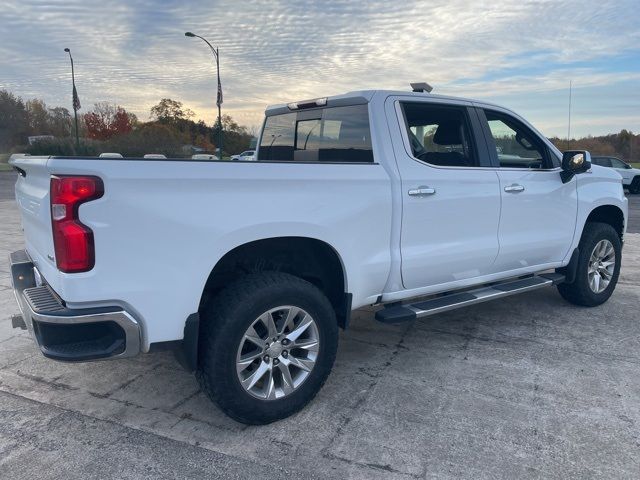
<box><xmin>265</xmin><ymin>89</ymin><xmax>505</xmax><ymax>116</ymax></box>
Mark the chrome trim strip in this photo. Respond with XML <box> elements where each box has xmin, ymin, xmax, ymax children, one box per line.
<box><xmin>407</xmin><ymin>278</ymin><xmax>552</xmax><ymax>318</ymax></box>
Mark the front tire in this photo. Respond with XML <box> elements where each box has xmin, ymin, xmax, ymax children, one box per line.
<box><xmin>197</xmin><ymin>272</ymin><xmax>338</xmax><ymax>424</ymax></box>
<box><xmin>629</xmin><ymin>177</ymin><xmax>640</xmax><ymax>194</ymax></box>
<box><xmin>557</xmin><ymin>222</ymin><xmax>621</xmax><ymax>307</ymax></box>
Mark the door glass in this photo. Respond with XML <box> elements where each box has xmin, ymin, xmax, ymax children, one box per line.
<box><xmin>401</xmin><ymin>103</ymin><xmax>478</xmax><ymax>167</ymax></box>
<box><xmin>610</xmin><ymin>158</ymin><xmax>627</xmax><ymax>169</ymax></box>
<box><xmin>485</xmin><ymin>111</ymin><xmax>548</xmax><ymax>169</ymax></box>
<box><xmin>593</xmin><ymin>157</ymin><xmax>612</xmax><ymax>167</ymax></box>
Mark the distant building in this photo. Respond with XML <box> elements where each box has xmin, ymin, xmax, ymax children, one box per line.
<box><xmin>181</xmin><ymin>144</ymin><xmax>206</xmax><ymax>155</ymax></box>
<box><xmin>28</xmin><ymin>135</ymin><xmax>54</xmax><ymax>145</ymax></box>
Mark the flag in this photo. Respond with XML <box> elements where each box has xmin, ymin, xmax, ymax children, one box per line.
<box><xmin>72</xmin><ymin>84</ymin><xmax>81</xmax><ymax>111</ymax></box>
<box><xmin>216</xmin><ymin>80</ymin><xmax>223</xmax><ymax>108</ymax></box>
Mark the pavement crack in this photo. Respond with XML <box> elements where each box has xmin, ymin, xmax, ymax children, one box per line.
<box><xmin>14</xmin><ymin>371</ymin><xmax>76</xmax><ymax>391</ymax></box>
<box><xmin>321</xmin><ymin>321</ymin><xmax>414</xmax><ymax>456</ymax></box>
<box><xmin>168</xmin><ymin>388</ymin><xmax>201</xmax><ymax>412</ymax></box>
<box><xmin>322</xmin><ymin>452</ymin><xmax>420</xmax><ymax>479</ymax></box>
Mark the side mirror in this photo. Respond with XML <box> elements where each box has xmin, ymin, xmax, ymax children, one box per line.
<box><xmin>561</xmin><ymin>150</ymin><xmax>591</xmax><ymax>183</ymax></box>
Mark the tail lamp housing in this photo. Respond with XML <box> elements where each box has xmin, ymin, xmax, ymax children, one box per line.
<box><xmin>50</xmin><ymin>175</ymin><xmax>104</xmax><ymax>273</ymax></box>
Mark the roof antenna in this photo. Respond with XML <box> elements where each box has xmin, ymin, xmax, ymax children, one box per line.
<box><xmin>410</xmin><ymin>82</ymin><xmax>433</xmax><ymax>93</ymax></box>
<box><xmin>567</xmin><ymin>80</ymin><xmax>572</xmax><ymax>150</ymax></box>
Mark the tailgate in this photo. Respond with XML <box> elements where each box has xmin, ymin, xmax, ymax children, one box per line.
<box><xmin>10</xmin><ymin>156</ymin><xmax>58</xmax><ymax>283</ymax></box>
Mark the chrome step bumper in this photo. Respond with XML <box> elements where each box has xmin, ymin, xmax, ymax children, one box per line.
<box><xmin>9</xmin><ymin>250</ymin><xmax>141</xmax><ymax>362</ymax></box>
<box><xmin>376</xmin><ymin>273</ymin><xmax>565</xmax><ymax>324</ymax></box>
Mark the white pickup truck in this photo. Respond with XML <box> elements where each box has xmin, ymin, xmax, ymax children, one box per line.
<box><xmin>9</xmin><ymin>88</ymin><xmax>628</xmax><ymax>424</ymax></box>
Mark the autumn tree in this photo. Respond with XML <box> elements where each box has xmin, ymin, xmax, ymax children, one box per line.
<box><xmin>84</xmin><ymin>102</ymin><xmax>134</xmax><ymax>140</ymax></box>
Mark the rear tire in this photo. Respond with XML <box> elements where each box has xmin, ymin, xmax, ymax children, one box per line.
<box><xmin>557</xmin><ymin>222</ymin><xmax>621</xmax><ymax>307</ymax></box>
<box><xmin>629</xmin><ymin>177</ymin><xmax>640</xmax><ymax>194</ymax></box>
<box><xmin>197</xmin><ymin>272</ymin><xmax>338</xmax><ymax>425</ymax></box>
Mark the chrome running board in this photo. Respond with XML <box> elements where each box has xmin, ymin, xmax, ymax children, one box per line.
<box><xmin>375</xmin><ymin>273</ymin><xmax>565</xmax><ymax>324</ymax></box>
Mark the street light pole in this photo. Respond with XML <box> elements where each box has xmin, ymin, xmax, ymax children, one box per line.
<box><xmin>185</xmin><ymin>32</ymin><xmax>223</xmax><ymax>157</ymax></box>
<box><xmin>64</xmin><ymin>48</ymin><xmax>80</xmax><ymax>150</ymax></box>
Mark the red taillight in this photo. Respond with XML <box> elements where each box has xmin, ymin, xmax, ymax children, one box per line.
<box><xmin>50</xmin><ymin>175</ymin><xmax>104</xmax><ymax>273</ymax></box>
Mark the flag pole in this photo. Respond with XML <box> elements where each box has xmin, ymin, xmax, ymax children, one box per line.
<box><xmin>64</xmin><ymin>48</ymin><xmax>80</xmax><ymax>151</ymax></box>
<box><xmin>567</xmin><ymin>80</ymin><xmax>572</xmax><ymax>151</ymax></box>
<box><xmin>185</xmin><ymin>32</ymin><xmax>223</xmax><ymax>157</ymax></box>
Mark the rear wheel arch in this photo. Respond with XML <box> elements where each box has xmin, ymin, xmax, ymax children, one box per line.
<box><xmin>199</xmin><ymin>236</ymin><xmax>350</xmax><ymax>328</ymax></box>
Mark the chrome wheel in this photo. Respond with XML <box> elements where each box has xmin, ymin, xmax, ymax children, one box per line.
<box><xmin>588</xmin><ymin>239</ymin><xmax>616</xmax><ymax>294</ymax></box>
<box><xmin>236</xmin><ymin>306</ymin><xmax>320</xmax><ymax>400</ymax></box>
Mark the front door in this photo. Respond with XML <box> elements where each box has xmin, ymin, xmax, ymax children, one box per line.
<box><xmin>480</xmin><ymin>108</ymin><xmax>578</xmax><ymax>271</ymax></box>
<box><xmin>393</xmin><ymin>100</ymin><xmax>501</xmax><ymax>290</ymax></box>
<box><xmin>610</xmin><ymin>157</ymin><xmax>635</xmax><ymax>184</ymax></box>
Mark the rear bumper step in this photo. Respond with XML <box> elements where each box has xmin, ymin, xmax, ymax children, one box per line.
<box><xmin>376</xmin><ymin>273</ymin><xmax>565</xmax><ymax>324</ymax></box>
<box><xmin>9</xmin><ymin>250</ymin><xmax>141</xmax><ymax>362</ymax></box>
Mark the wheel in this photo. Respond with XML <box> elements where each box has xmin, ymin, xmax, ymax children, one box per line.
<box><xmin>557</xmin><ymin>222</ymin><xmax>621</xmax><ymax>307</ymax></box>
<box><xmin>197</xmin><ymin>272</ymin><xmax>338</xmax><ymax>424</ymax></box>
<box><xmin>629</xmin><ymin>177</ymin><xmax>640</xmax><ymax>194</ymax></box>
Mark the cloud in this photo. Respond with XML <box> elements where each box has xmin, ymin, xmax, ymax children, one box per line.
<box><xmin>1</xmin><ymin>0</ymin><xmax>638</xmax><ymax>137</ymax></box>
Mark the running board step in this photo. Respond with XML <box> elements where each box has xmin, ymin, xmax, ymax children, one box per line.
<box><xmin>375</xmin><ymin>273</ymin><xmax>565</xmax><ymax>324</ymax></box>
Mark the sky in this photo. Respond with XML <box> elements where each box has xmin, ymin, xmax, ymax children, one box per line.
<box><xmin>1</xmin><ymin>0</ymin><xmax>639</xmax><ymax>138</ymax></box>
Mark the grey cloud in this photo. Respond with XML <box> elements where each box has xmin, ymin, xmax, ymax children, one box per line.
<box><xmin>0</xmin><ymin>0</ymin><xmax>638</xmax><ymax>136</ymax></box>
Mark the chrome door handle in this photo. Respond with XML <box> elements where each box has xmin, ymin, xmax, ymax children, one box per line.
<box><xmin>408</xmin><ymin>186</ymin><xmax>436</xmax><ymax>196</ymax></box>
<box><xmin>504</xmin><ymin>184</ymin><xmax>525</xmax><ymax>193</ymax></box>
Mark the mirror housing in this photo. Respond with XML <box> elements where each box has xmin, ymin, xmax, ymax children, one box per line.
<box><xmin>561</xmin><ymin>150</ymin><xmax>591</xmax><ymax>183</ymax></box>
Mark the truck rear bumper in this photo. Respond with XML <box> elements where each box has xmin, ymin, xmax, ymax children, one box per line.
<box><xmin>10</xmin><ymin>250</ymin><xmax>141</xmax><ymax>362</ymax></box>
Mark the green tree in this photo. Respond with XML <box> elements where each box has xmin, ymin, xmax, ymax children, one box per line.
<box><xmin>25</xmin><ymin>99</ymin><xmax>50</xmax><ymax>135</ymax></box>
<box><xmin>47</xmin><ymin>107</ymin><xmax>73</xmax><ymax>137</ymax></box>
<box><xmin>220</xmin><ymin>114</ymin><xmax>253</xmax><ymax>154</ymax></box>
<box><xmin>0</xmin><ymin>89</ymin><xmax>28</xmax><ymax>149</ymax></box>
<box><xmin>150</xmin><ymin>98</ymin><xmax>195</xmax><ymax>123</ymax></box>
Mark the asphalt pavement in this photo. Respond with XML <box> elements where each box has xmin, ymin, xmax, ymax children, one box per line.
<box><xmin>1</xmin><ymin>170</ymin><xmax>640</xmax><ymax>479</ymax></box>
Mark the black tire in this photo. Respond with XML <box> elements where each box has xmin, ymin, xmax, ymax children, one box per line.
<box><xmin>629</xmin><ymin>177</ymin><xmax>640</xmax><ymax>194</ymax></box>
<box><xmin>557</xmin><ymin>222</ymin><xmax>621</xmax><ymax>307</ymax></box>
<box><xmin>196</xmin><ymin>272</ymin><xmax>338</xmax><ymax>425</ymax></box>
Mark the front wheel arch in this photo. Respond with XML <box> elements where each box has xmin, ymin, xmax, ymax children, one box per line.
<box><xmin>582</xmin><ymin>205</ymin><xmax>625</xmax><ymax>242</ymax></box>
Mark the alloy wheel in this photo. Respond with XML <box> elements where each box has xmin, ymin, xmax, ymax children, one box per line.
<box><xmin>236</xmin><ymin>306</ymin><xmax>320</xmax><ymax>400</ymax></box>
<box><xmin>587</xmin><ymin>239</ymin><xmax>616</xmax><ymax>294</ymax></box>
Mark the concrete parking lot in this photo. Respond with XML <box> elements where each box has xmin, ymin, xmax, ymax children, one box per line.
<box><xmin>1</xmin><ymin>170</ymin><xmax>640</xmax><ymax>479</ymax></box>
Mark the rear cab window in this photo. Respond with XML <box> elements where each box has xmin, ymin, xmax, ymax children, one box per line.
<box><xmin>257</xmin><ymin>104</ymin><xmax>373</xmax><ymax>163</ymax></box>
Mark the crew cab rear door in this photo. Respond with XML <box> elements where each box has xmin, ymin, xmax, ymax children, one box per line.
<box><xmin>388</xmin><ymin>97</ymin><xmax>501</xmax><ymax>290</ymax></box>
<box><xmin>476</xmin><ymin>106</ymin><xmax>577</xmax><ymax>270</ymax></box>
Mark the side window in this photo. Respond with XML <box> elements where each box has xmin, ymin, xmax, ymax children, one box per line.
<box><xmin>484</xmin><ymin>110</ymin><xmax>549</xmax><ymax>169</ymax></box>
<box><xmin>593</xmin><ymin>157</ymin><xmax>612</xmax><ymax>167</ymax></box>
<box><xmin>401</xmin><ymin>103</ymin><xmax>478</xmax><ymax>167</ymax></box>
<box><xmin>258</xmin><ymin>104</ymin><xmax>373</xmax><ymax>163</ymax></box>
<box><xmin>610</xmin><ymin>158</ymin><xmax>627</xmax><ymax>169</ymax></box>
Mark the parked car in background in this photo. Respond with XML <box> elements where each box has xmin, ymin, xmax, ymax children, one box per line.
<box><xmin>192</xmin><ymin>154</ymin><xmax>219</xmax><ymax>160</ymax></box>
<box><xmin>231</xmin><ymin>150</ymin><xmax>255</xmax><ymax>161</ymax></box>
<box><xmin>98</xmin><ymin>153</ymin><xmax>123</xmax><ymax>158</ymax></box>
<box><xmin>143</xmin><ymin>154</ymin><xmax>167</xmax><ymax>159</ymax></box>
<box><xmin>9</xmin><ymin>87</ymin><xmax>628</xmax><ymax>425</ymax></box>
<box><xmin>591</xmin><ymin>156</ymin><xmax>640</xmax><ymax>194</ymax></box>
<box><xmin>8</xmin><ymin>153</ymin><xmax>31</xmax><ymax>161</ymax></box>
